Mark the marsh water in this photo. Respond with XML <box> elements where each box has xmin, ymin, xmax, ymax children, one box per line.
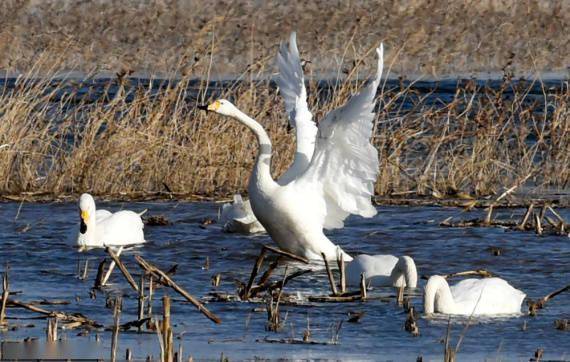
<box><xmin>0</xmin><ymin>201</ymin><xmax>568</xmax><ymax>360</ymax></box>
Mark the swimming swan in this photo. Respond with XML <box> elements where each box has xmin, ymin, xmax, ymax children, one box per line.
<box><xmin>219</xmin><ymin>194</ymin><xmax>266</xmax><ymax>233</ymax></box>
<box><xmin>200</xmin><ymin>37</ymin><xmax>383</xmax><ymax>261</ymax></box>
<box><xmin>77</xmin><ymin>193</ymin><xmax>146</xmax><ymax>251</ymax></box>
<box><xmin>346</xmin><ymin>255</ymin><xmax>418</xmax><ymax>288</ymax></box>
<box><xmin>77</xmin><ymin>193</ymin><xmax>146</xmax><ymax>285</ymax></box>
<box><xmin>423</xmin><ymin>275</ymin><xmax>526</xmax><ymax>316</ymax></box>
<box><xmin>220</xmin><ymin>32</ymin><xmax>318</xmax><ymax>233</ymax></box>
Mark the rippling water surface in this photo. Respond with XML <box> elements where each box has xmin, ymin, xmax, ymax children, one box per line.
<box><xmin>0</xmin><ymin>201</ymin><xmax>568</xmax><ymax>360</ymax></box>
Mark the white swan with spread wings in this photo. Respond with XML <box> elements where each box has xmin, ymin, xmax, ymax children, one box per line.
<box><xmin>220</xmin><ymin>33</ymin><xmax>317</xmax><ymax>234</ymax></box>
<box><xmin>203</xmin><ymin>33</ymin><xmax>383</xmax><ymax>260</ymax></box>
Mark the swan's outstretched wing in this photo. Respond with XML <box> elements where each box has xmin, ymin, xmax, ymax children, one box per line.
<box><xmin>293</xmin><ymin>44</ymin><xmax>383</xmax><ymax>229</ymax></box>
<box><xmin>275</xmin><ymin>32</ymin><xmax>318</xmax><ymax>184</ymax></box>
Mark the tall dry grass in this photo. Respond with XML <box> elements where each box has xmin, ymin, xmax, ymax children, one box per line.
<box><xmin>0</xmin><ymin>42</ymin><xmax>568</xmax><ymax>201</ymax></box>
<box><xmin>1</xmin><ymin>0</ymin><xmax>569</xmax><ymax>76</ymax></box>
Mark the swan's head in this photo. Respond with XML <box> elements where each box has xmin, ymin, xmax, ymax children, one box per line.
<box><xmin>198</xmin><ymin>99</ymin><xmax>237</xmax><ymax>117</ymax></box>
<box><xmin>78</xmin><ymin>193</ymin><xmax>96</xmax><ymax>237</ymax></box>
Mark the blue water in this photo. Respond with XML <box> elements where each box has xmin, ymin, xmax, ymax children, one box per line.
<box><xmin>0</xmin><ymin>201</ymin><xmax>568</xmax><ymax>360</ymax></box>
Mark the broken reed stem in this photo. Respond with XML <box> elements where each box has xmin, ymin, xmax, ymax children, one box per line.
<box><xmin>1</xmin><ymin>270</ymin><xmax>9</xmax><ymax>325</ymax></box>
<box><xmin>111</xmin><ymin>297</ymin><xmax>122</xmax><ymax>362</ymax></box>
<box><xmin>80</xmin><ymin>259</ymin><xmax>89</xmax><ymax>281</ymax></box>
<box><xmin>46</xmin><ymin>317</ymin><xmax>58</xmax><ymax>342</ymax></box>
<box><xmin>337</xmin><ymin>252</ymin><xmax>346</xmax><ymax>294</ymax></box>
<box><xmin>360</xmin><ymin>273</ymin><xmax>367</xmax><ymax>300</ymax></box>
<box><xmin>244</xmin><ymin>248</ymin><xmax>267</xmax><ymax>299</ymax></box>
<box><xmin>262</xmin><ymin>245</ymin><xmax>309</xmax><ymax>264</ymax></box>
<box><xmin>257</xmin><ymin>258</ymin><xmax>281</xmax><ymax>287</ymax></box>
<box><xmin>162</xmin><ymin>296</ymin><xmax>173</xmax><ymax>362</ymax></box>
<box><xmin>106</xmin><ymin>247</ymin><xmax>139</xmax><ymax>293</ymax></box>
<box><xmin>102</xmin><ymin>246</ymin><xmax>124</xmax><ymax>286</ymax></box>
<box><xmin>484</xmin><ymin>204</ymin><xmax>494</xmax><ymax>224</ymax></box>
<box><xmin>534</xmin><ymin>213</ymin><xmax>543</xmax><ymax>235</ymax></box>
<box><xmin>321</xmin><ymin>253</ymin><xmax>338</xmax><ymax>296</ymax></box>
<box><xmin>441</xmin><ymin>269</ymin><xmax>496</xmax><ymax>280</ymax></box>
<box><xmin>148</xmin><ymin>275</ymin><xmax>154</xmax><ymax>319</ymax></box>
<box><xmin>135</xmin><ymin>256</ymin><xmax>221</xmax><ymax>324</ymax></box>
<box><xmin>126</xmin><ymin>348</ymin><xmax>132</xmax><ymax>361</ymax></box>
<box><xmin>444</xmin><ymin>317</ymin><xmax>456</xmax><ymax>362</ymax></box>
<box><xmin>138</xmin><ymin>273</ymin><xmax>146</xmax><ymax>332</ymax></box>
<box><xmin>94</xmin><ymin>259</ymin><xmax>108</xmax><ymax>289</ymax></box>
<box><xmin>518</xmin><ymin>204</ymin><xmax>534</xmax><ymax>230</ymax></box>
<box><xmin>154</xmin><ymin>319</ymin><xmax>165</xmax><ymax>362</ymax></box>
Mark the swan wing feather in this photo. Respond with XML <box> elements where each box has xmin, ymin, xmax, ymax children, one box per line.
<box><xmin>275</xmin><ymin>32</ymin><xmax>318</xmax><ymax>184</ymax></box>
<box><xmin>98</xmin><ymin>210</ymin><xmax>145</xmax><ymax>247</ymax></box>
<box><xmin>451</xmin><ymin>278</ymin><xmax>526</xmax><ymax>315</ymax></box>
<box><xmin>293</xmin><ymin>44</ymin><xmax>383</xmax><ymax>229</ymax></box>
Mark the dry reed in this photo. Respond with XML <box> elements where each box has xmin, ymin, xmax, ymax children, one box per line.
<box><xmin>0</xmin><ymin>1</ymin><xmax>568</xmax><ymax>201</ymax></box>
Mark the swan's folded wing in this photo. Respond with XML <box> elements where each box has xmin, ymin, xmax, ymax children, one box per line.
<box><xmin>452</xmin><ymin>278</ymin><xmax>525</xmax><ymax>315</ymax></box>
<box><xmin>275</xmin><ymin>32</ymin><xmax>318</xmax><ymax>184</ymax></box>
<box><xmin>293</xmin><ymin>45</ymin><xmax>383</xmax><ymax>229</ymax></box>
<box><xmin>99</xmin><ymin>210</ymin><xmax>145</xmax><ymax>246</ymax></box>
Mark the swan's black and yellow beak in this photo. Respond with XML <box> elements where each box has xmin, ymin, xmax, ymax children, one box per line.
<box><xmin>197</xmin><ymin>100</ymin><xmax>221</xmax><ymax>112</ymax></box>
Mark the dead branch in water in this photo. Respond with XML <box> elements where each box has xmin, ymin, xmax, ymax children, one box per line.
<box><xmin>134</xmin><ymin>255</ymin><xmax>221</xmax><ymax>324</ymax></box>
<box><xmin>8</xmin><ymin>299</ymin><xmax>102</xmax><ymax>328</ymax></box>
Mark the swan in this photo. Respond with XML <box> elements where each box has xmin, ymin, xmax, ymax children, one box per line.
<box><xmin>77</xmin><ymin>193</ymin><xmax>146</xmax><ymax>285</ymax></box>
<box><xmin>346</xmin><ymin>255</ymin><xmax>418</xmax><ymax>288</ymax></box>
<box><xmin>199</xmin><ymin>35</ymin><xmax>383</xmax><ymax>261</ymax></box>
<box><xmin>220</xmin><ymin>32</ymin><xmax>318</xmax><ymax>233</ymax></box>
<box><xmin>219</xmin><ymin>194</ymin><xmax>266</xmax><ymax>233</ymax></box>
<box><xmin>423</xmin><ymin>275</ymin><xmax>526</xmax><ymax>316</ymax></box>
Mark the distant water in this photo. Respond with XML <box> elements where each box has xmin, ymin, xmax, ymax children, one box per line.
<box><xmin>0</xmin><ymin>201</ymin><xmax>568</xmax><ymax>360</ymax></box>
<box><xmin>0</xmin><ymin>75</ymin><xmax>567</xmax><ymax>113</ymax></box>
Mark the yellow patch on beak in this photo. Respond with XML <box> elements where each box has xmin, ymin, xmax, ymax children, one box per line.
<box><xmin>81</xmin><ymin>210</ymin><xmax>89</xmax><ymax>221</ymax></box>
<box><xmin>208</xmin><ymin>100</ymin><xmax>221</xmax><ymax>111</ymax></box>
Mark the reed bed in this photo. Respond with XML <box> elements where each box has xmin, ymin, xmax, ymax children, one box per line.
<box><xmin>0</xmin><ymin>50</ymin><xmax>568</xmax><ymax>200</ymax></box>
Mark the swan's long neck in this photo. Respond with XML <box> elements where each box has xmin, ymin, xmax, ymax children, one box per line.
<box><xmin>390</xmin><ymin>256</ymin><xmax>418</xmax><ymax>288</ymax></box>
<box><xmin>229</xmin><ymin>108</ymin><xmax>278</xmax><ymax>194</ymax></box>
<box><xmin>424</xmin><ymin>276</ymin><xmax>456</xmax><ymax>314</ymax></box>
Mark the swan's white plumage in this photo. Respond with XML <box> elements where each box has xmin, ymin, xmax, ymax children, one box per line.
<box><xmin>221</xmin><ymin>32</ymin><xmax>317</xmax><ymax>233</ymax></box>
<box><xmin>219</xmin><ymin>194</ymin><xmax>266</xmax><ymax>233</ymax></box>
<box><xmin>424</xmin><ymin>275</ymin><xmax>526</xmax><ymax>316</ymax></box>
<box><xmin>346</xmin><ymin>254</ymin><xmax>418</xmax><ymax>288</ymax></box>
<box><xmin>205</xmin><ymin>34</ymin><xmax>383</xmax><ymax>260</ymax></box>
<box><xmin>77</xmin><ymin>193</ymin><xmax>145</xmax><ymax>250</ymax></box>
<box><xmin>274</xmin><ymin>32</ymin><xmax>317</xmax><ymax>184</ymax></box>
<box><xmin>292</xmin><ymin>44</ymin><xmax>382</xmax><ymax>229</ymax></box>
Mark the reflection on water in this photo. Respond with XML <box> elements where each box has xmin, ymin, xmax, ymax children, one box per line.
<box><xmin>0</xmin><ymin>202</ymin><xmax>568</xmax><ymax>360</ymax></box>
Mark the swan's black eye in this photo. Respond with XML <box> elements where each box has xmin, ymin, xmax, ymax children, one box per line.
<box><xmin>80</xmin><ymin>219</ymin><xmax>87</xmax><ymax>234</ymax></box>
